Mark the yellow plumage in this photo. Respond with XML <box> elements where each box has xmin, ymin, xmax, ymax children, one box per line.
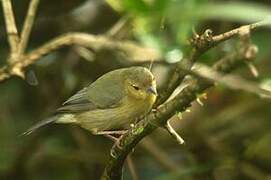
<box><xmin>24</xmin><ymin>66</ymin><xmax>157</xmax><ymax>135</ymax></box>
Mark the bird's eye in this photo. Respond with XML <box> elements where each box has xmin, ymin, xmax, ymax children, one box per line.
<box><xmin>131</xmin><ymin>85</ymin><xmax>140</xmax><ymax>90</ymax></box>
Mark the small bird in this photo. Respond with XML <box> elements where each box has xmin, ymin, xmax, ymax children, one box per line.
<box><xmin>23</xmin><ymin>66</ymin><xmax>157</xmax><ymax>136</ymax></box>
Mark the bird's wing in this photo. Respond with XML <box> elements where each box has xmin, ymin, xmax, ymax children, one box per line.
<box><xmin>57</xmin><ymin>70</ymin><xmax>124</xmax><ymax>113</ymax></box>
<box><xmin>56</xmin><ymin>87</ymin><xmax>96</xmax><ymax>113</ymax></box>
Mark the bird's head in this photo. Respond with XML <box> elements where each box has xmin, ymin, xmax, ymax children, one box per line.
<box><xmin>123</xmin><ymin>67</ymin><xmax>157</xmax><ymax>102</ymax></box>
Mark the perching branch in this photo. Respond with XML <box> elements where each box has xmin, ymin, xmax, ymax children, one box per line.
<box><xmin>102</xmin><ymin>47</ymin><xmax>251</xmax><ymax>180</ymax></box>
<box><xmin>102</xmin><ymin>18</ymin><xmax>271</xmax><ymax>180</ymax></box>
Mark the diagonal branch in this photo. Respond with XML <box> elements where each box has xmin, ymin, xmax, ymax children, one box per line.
<box><xmin>0</xmin><ymin>33</ymin><xmax>161</xmax><ymax>82</ymax></box>
<box><xmin>165</xmin><ymin>121</ymin><xmax>185</xmax><ymax>144</ymax></box>
<box><xmin>101</xmin><ymin>17</ymin><xmax>271</xmax><ymax>179</ymax></box>
<box><xmin>102</xmin><ymin>47</ymin><xmax>249</xmax><ymax>180</ymax></box>
<box><xmin>1</xmin><ymin>0</ymin><xmax>19</xmax><ymax>57</ymax></box>
<box><xmin>185</xmin><ymin>63</ymin><xmax>271</xmax><ymax>98</ymax></box>
<box><xmin>155</xmin><ymin>17</ymin><xmax>271</xmax><ymax>106</ymax></box>
<box><xmin>17</xmin><ymin>0</ymin><xmax>40</xmax><ymax>55</ymax></box>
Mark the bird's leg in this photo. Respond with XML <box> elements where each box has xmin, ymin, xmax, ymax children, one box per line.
<box><xmin>95</xmin><ymin>130</ymin><xmax>128</xmax><ymax>135</ymax></box>
<box><xmin>94</xmin><ymin>130</ymin><xmax>128</xmax><ymax>157</ymax></box>
<box><xmin>103</xmin><ymin>134</ymin><xmax>125</xmax><ymax>158</ymax></box>
<box><xmin>110</xmin><ymin>134</ymin><xmax>125</xmax><ymax>158</ymax></box>
<box><xmin>103</xmin><ymin>134</ymin><xmax>118</xmax><ymax>141</ymax></box>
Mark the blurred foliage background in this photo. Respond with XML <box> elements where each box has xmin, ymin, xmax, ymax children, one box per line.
<box><xmin>0</xmin><ymin>0</ymin><xmax>271</xmax><ymax>179</ymax></box>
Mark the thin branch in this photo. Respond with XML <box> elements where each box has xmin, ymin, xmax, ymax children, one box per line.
<box><xmin>0</xmin><ymin>33</ymin><xmax>161</xmax><ymax>82</ymax></box>
<box><xmin>106</xmin><ymin>15</ymin><xmax>131</xmax><ymax>38</ymax></box>
<box><xmin>1</xmin><ymin>0</ymin><xmax>19</xmax><ymax>57</ymax></box>
<box><xmin>212</xmin><ymin>16</ymin><xmax>271</xmax><ymax>43</ymax></box>
<box><xmin>155</xmin><ymin>17</ymin><xmax>270</xmax><ymax>106</ymax></box>
<box><xmin>186</xmin><ymin>63</ymin><xmax>271</xmax><ymax>98</ymax></box>
<box><xmin>165</xmin><ymin>121</ymin><xmax>185</xmax><ymax>145</ymax></box>
<box><xmin>18</xmin><ymin>0</ymin><xmax>40</xmax><ymax>55</ymax></box>
<box><xmin>0</xmin><ymin>1</ymin><xmax>158</xmax><ymax>82</ymax></box>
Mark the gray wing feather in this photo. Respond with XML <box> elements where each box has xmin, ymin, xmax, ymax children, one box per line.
<box><xmin>58</xmin><ymin>69</ymin><xmax>125</xmax><ymax>113</ymax></box>
<box><xmin>56</xmin><ymin>103</ymin><xmax>94</xmax><ymax>113</ymax></box>
<box><xmin>86</xmin><ymin>70</ymin><xmax>125</xmax><ymax>108</ymax></box>
<box><xmin>62</xmin><ymin>87</ymin><xmax>88</xmax><ymax>105</ymax></box>
<box><xmin>57</xmin><ymin>87</ymin><xmax>96</xmax><ymax>113</ymax></box>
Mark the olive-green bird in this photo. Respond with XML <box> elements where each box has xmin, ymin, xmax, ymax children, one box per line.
<box><xmin>23</xmin><ymin>66</ymin><xmax>157</xmax><ymax>135</ymax></box>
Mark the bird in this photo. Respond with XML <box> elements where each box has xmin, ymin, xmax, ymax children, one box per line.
<box><xmin>23</xmin><ymin>66</ymin><xmax>157</xmax><ymax>136</ymax></box>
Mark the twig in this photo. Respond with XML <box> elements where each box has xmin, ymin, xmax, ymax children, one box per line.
<box><xmin>1</xmin><ymin>0</ymin><xmax>19</xmax><ymax>58</ymax></box>
<box><xmin>155</xmin><ymin>17</ymin><xmax>269</xmax><ymax>106</ymax></box>
<box><xmin>1</xmin><ymin>0</ymin><xmax>40</xmax><ymax>78</ymax></box>
<box><xmin>106</xmin><ymin>15</ymin><xmax>131</xmax><ymax>37</ymax></box>
<box><xmin>165</xmin><ymin>121</ymin><xmax>185</xmax><ymax>145</ymax></box>
<box><xmin>17</xmin><ymin>0</ymin><xmax>40</xmax><ymax>55</ymax></box>
<box><xmin>0</xmin><ymin>1</ymin><xmax>159</xmax><ymax>82</ymax></box>
<box><xmin>212</xmin><ymin>16</ymin><xmax>271</xmax><ymax>43</ymax></box>
<box><xmin>0</xmin><ymin>33</ymin><xmax>160</xmax><ymax>82</ymax></box>
<box><xmin>185</xmin><ymin>63</ymin><xmax>271</xmax><ymax>98</ymax></box>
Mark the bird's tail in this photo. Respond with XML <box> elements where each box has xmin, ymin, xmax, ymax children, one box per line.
<box><xmin>22</xmin><ymin>115</ymin><xmax>59</xmax><ymax>136</ymax></box>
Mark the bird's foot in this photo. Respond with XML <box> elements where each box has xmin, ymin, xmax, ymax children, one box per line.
<box><xmin>95</xmin><ymin>130</ymin><xmax>128</xmax><ymax>136</ymax></box>
<box><xmin>95</xmin><ymin>130</ymin><xmax>127</xmax><ymax>150</ymax></box>
<box><xmin>94</xmin><ymin>130</ymin><xmax>127</xmax><ymax>158</ymax></box>
<box><xmin>105</xmin><ymin>134</ymin><xmax>125</xmax><ymax>158</ymax></box>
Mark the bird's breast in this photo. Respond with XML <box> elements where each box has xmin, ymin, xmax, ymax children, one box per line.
<box><xmin>120</xmin><ymin>95</ymin><xmax>156</xmax><ymax>120</ymax></box>
<box><xmin>75</xmin><ymin>95</ymin><xmax>156</xmax><ymax>132</ymax></box>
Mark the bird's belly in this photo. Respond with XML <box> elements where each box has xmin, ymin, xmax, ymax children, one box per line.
<box><xmin>75</xmin><ymin>101</ymin><xmax>152</xmax><ymax>133</ymax></box>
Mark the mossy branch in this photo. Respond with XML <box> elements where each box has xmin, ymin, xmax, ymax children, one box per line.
<box><xmin>101</xmin><ymin>17</ymin><xmax>271</xmax><ymax>180</ymax></box>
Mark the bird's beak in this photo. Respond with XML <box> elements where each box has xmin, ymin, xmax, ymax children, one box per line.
<box><xmin>147</xmin><ymin>86</ymin><xmax>157</xmax><ymax>95</ymax></box>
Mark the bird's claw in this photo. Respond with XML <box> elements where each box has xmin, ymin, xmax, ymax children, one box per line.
<box><xmin>110</xmin><ymin>135</ymin><xmax>123</xmax><ymax>158</ymax></box>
